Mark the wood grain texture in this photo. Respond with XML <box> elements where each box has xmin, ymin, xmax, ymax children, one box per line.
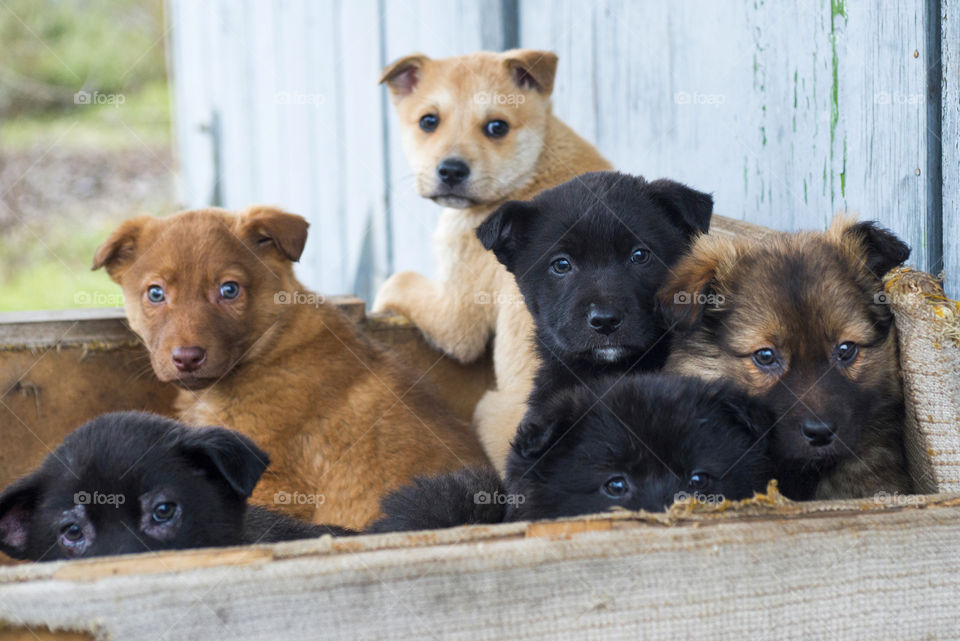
<box><xmin>943</xmin><ymin>0</ymin><xmax>959</xmax><ymax>300</ymax></box>
<box><xmin>520</xmin><ymin>0</ymin><xmax>941</xmax><ymax>275</ymax></box>
<box><xmin>167</xmin><ymin>0</ymin><xmax>389</xmax><ymax>301</ymax></box>
<box><xmin>0</xmin><ymin>499</ymin><xmax>958</xmax><ymax>640</ymax></box>
<box><xmin>168</xmin><ymin>0</ymin><xmax>955</xmax><ymax>299</ymax></box>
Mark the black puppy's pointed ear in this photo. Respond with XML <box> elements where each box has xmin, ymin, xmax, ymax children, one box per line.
<box><xmin>647</xmin><ymin>179</ymin><xmax>713</xmax><ymax>237</ymax></box>
<box><xmin>179</xmin><ymin>427</ymin><xmax>270</xmax><ymax>498</ymax></box>
<box><xmin>511</xmin><ymin>419</ymin><xmax>558</xmax><ymax>461</ymax></box>
<box><xmin>840</xmin><ymin>220</ymin><xmax>911</xmax><ymax>278</ymax></box>
<box><xmin>510</xmin><ymin>405</ymin><xmax>574</xmax><ymax>462</ymax></box>
<box><xmin>0</xmin><ymin>475</ymin><xmax>43</xmax><ymax>560</ymax></box>
<box><xmin>720</xmin><ymin>393</ymin><xmax>776</xmax><ymax>439</ymax></box>
<box><xmin>476</xmin><ymin>200</ymin><xmax>537</xmax><ymax>271</ymax></box>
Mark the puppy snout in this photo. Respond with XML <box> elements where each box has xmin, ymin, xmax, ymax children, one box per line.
<box><xmin>437</xmin><ymin>158</ymin><xmax>470</xmax><ymax>186</ymax></box>
<box><xmin>800</xmin><ymin>420</ymin><xmax>835</xmax><ymax>446</ymax></box>
<box><xmin>587</xmin><ymin>305</ymin><xmax>623</xmax><ymax>335</ymax></box>
<box><xmin>171</xmin><ymin>346</ymin><xmax>207</xmax><ymax>373</ymax></box>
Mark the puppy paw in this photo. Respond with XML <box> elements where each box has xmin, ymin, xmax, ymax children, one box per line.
<box><xmin>371</xmin><ymin>271</ymin><xmax>426</xmax><ymax>315</ymax></box>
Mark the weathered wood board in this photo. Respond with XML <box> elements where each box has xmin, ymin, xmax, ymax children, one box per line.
<box><xmin>0</xmin><ymin>495</ymin><xmax>958</xmax><ymax>640</ymax></box>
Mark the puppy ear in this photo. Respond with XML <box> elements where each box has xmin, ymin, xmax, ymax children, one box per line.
<box><xmin>840</xmin><ymin>220</ymin><xmax>911</xmax><ymax>279</ymax></box>
<box><xmin>92</xmin><ymin>215</ymin><xmax>152</xmax><ymax>281</ymax></box>
<box><xmin>237</xmin><ymin>205</ymin><xmax>309</xmax><ymax>262</ymax></box>
<box><xmin>646</xmin><ymin>179</ymin><xmax>713</xmax><ymax>237</ymax></box>
<box><xmin>511</xmin><ymin>418</ymin><xmax>562</xmax><ymax>462</ymax></box>
<box><xmin>380</xmin><ymin>53</ymin><xmax>429</xmax><ymax>100</ymax></box>
<box><xmin>476</xmin><ymin>200</ymin><xmax>536</xmax><ymax>272</ymax></box>
<box><xmin>657</xmin><ymin>235</ymin><xmax>732</xmax><ymax>330</ymax></box>
<box><xmin>720</xmin><ymin>391</ymin><xmax>776</xmax><ymax>439</ymax></box>
<box><xmin>0</xmin><ymin>475</ymin><xmax>43</xmax><ymax>560</ymax></box>
<box><xmin>179</xmin><ymin>427</ymin><xmax>270</xmax><ymax>498</ymax></box>
<box><xmin>502</xmin><ymin>49</ymin><xmax>558</xmax><ymax>95</ymax></box>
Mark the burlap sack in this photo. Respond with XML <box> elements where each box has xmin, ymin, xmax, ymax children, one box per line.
<box><xmin>887</xmin><ymin>268</ymin><xmax>960</xmax><ymax>493</ymax></box>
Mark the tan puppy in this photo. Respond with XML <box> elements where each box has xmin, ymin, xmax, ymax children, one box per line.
<box><xmin>659</xmin><ymin>216</ymin><xmax>913</xmax><ymax>499</ymax></box>
<box><xmin>373</xmin><ymin>49</ymin><xmax>612</xmax><ymax>470</ymax></box>
<box><xmin>93</xmin><ymin>206</ymin><xmax>488</xmax><ymax>530</ymax></box>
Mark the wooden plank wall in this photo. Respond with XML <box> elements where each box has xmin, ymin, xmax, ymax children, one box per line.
<box><xmin>943</xmin><ymin>0</ymin><xmax>959</xmax><ymax>299</ymax></box>
<box><xmin>167</xmin><ymin>0</ymin><xmax>958</xmax><ymax>300</ymax></box>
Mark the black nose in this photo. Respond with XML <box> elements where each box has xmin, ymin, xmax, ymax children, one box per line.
<box><xmin>437</xmin><ymin>159</ymin><xmax>470</xmax><ymax>186</ymax></box>
<box><xmin>801</xmin><ymin>420</ymin><xmax>835</xmax><ymax>446</ymax></box>
<box><xmin>587</xmin><ymin>307</ymin><xmax>623</xmax><ymax>335</ymax></box>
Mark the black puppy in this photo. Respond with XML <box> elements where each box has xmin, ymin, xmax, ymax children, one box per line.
<box><xmin>0</xmin><ymin>412</ymin><xmax>352</xmax><ymax>561</ymax></box>
<box><xmin>369</xmin><ymin>373</ymin><xmax>774</xmax><ymax>532</ymax></box>
<box><xmin>476</xmin><ymin>171</ymin><xmax>713</xmax><ymax>407</ymax></box>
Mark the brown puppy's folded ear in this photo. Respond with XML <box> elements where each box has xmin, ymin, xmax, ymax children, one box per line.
<box><xmin>646</xmin><ymin>179</ymin><xmax>714</xmax><ymax>237</ymax></box>
<box><xmin>179</xmin><ymin>426</ymin><xmax>270</xmax><ymax>499</ymax></box>
<box><xmin>380</xmin><ymin>53</ymin><xmax>429</xmax><ymax>99</ymax></box>
<box><xmin>0</xmin><ymin>475</ymin><xmax>43</xmax><ymax>560</ymax></box>
<box><xmin>657</xmin><ymin>235</ymin><xmax>733</xmax><ymax>330</ymax></box>
<box><xmin>476</xmin><ymin>200</ymin><xmax>537</xmax><ymax>273</ymax></box>
<box><xmin>839</xmin><ymin>219</ymin><xmax>911</xmax><ymax>279</ymax></box>
<box><xmin>238</xmin><ymin>205</ymin><xmax>309</xmax><ymax>262</ymax></box>
<box><xmin>92</xmin><ymin>215</ymin><xmax>152</xmax><ymax>281</ymax></box>
<box><xmin>502</xmin><ymin>49</ymin><xmax>558</xmax><ymax>95</ymax></box>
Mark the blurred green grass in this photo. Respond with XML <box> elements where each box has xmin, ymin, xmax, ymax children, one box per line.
<box><xmin>0</xmin><ymin>223</ymin><xmax>124</xmax><ymax>311</ymax></box>
<box><xmin>0</xmin><ymin>0</ymin><xmax>172</xmax><ymax>312</ymax></box>
<box><xmin>0</xmin><ymin>0</ymin><xmax>167</xmax><ymax>118</ymax></box>
<box><xmin>0</xmin><ymin>78</ymin><xmax>171</xmax><ymax>151</ymax></box>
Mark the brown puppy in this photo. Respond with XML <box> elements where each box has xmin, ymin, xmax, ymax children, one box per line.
<box><xmin>93</xmin><ymin>206</ymin><xmax>488</xmax><ymax>530</ymax></box>
<box><xmin>660</xmin><ymin>215</ymin><xmax>913</xmax><ymax>500</ymax></box>
<box><xmin>372</xmin><ymin>49</ymin><xmax>612</xmax><ymax>470</ymax></box>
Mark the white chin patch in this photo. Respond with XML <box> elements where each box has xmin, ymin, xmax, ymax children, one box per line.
<box><xmin>432</xmin><ymin>195</ymin><xmax>474</xmax><ymax>209</ymax></box>
<box><xmin>593</xmin><ymin>347</ymin><xmax>626</xmax><ymax>362</ymax></box>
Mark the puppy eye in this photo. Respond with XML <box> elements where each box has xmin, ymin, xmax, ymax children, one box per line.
<box><xmin>836</xmin><ymin>341</ymin><xmax>859</xmax><ymax>364</ymax></box>
<box><xmin>61</xmin><ymin>523</ymin><xmax>84</xmax><ymax>543</ymax></box>
<box><xmin>146</xmin><ymin>285</ymin><xmax>165</xmax><ymax>303</ymax></box>
<box><xmin>688</xmin><ymin>471</ymin><xmax>712</xmax><ymax>491</ymax></box>
<box><xmin>603</xmin><ymin>476</ymin><xmax>629</xmax><ymax>498</ymax></box>
<box><xmin>419</xmin><ymin>114</ymin><xmax>439</xmax><ymax>132</ymax></box>
<box><xmin>483</xmin><ymin>119</ymin><xmax>509</xmax><ymax>138</ymax></box>
<box><xmin>630</xmin><ymin>248</ymin><xmax>651</xmax><ymax>265</ymax></box>
<box><xmin>219</xmin><ymin>281</ymin><xmax>241</xmax><ymax>300</ymax></box>
<box><xmin>551</xmin><ymin>257</ymin><xmax>572</xmax><ymax>275</ymax></box>
<box><xmin>152</xmin><ymin>502</ymin><xmax>177</xmax><ymax>523</ymax></box>
<box><xmin>752</xmin><ymin>348</ymin><xmax>777</xmax><ymax>367</ymax></box>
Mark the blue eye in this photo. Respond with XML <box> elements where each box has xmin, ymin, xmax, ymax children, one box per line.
<box><xmin>419</xmin><ymin>114</ymin><xmax>439</xmax><ymax>132</ymax></box>
<box><xmin>219</xmin><ymin>281</ymin><xmax>240</xmax><ymax>299</ymax></box>
<box><xmin>603</xmin><ymin>476</ymin><xmax>629</xmax><ymax>498</ymax></box>
<box><xmin>146</xmin><ymin>285</ymin><xmax>165</xmax><ymax>303</ymax></box>
<box><xmin>631</xmin><ymin>248</ymin><xmax>651</xmax><ymax>264</ymax></box>
<box><xmin>551</xmin><ymin>257</ymin><xmax>572</xmax><ymax>275</ymax></box>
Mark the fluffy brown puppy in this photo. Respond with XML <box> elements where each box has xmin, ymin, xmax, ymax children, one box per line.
<box><xmin>660</xmin><ymin>215</ymin><xmax>913</xmax><ymax>500</ymax></box>
<box><xmin>93</xmin><ymin>206</ymin><xmax>489</xmax><ymax>530</ymax></box>
<box><xmin>372</xmin><ymin>49</ymin><xmax>612</xmax><ymax>471</ymax></box>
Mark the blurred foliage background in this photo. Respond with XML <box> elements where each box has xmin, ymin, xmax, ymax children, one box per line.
<box><xmin>0</xmin><ymin>0</ymin><xmax>175</xmax><ymax>311</ymax></box>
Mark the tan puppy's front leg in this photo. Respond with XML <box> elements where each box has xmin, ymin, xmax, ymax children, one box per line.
<box><xmin>373</xmin><ymin>270</ymin><xmax>493</xmax><ymax>364</ymax></box>
<box><xmin>473</xmin><ymin>292</ymin><xmax>539</xmax><ymax>471</ymax></box>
